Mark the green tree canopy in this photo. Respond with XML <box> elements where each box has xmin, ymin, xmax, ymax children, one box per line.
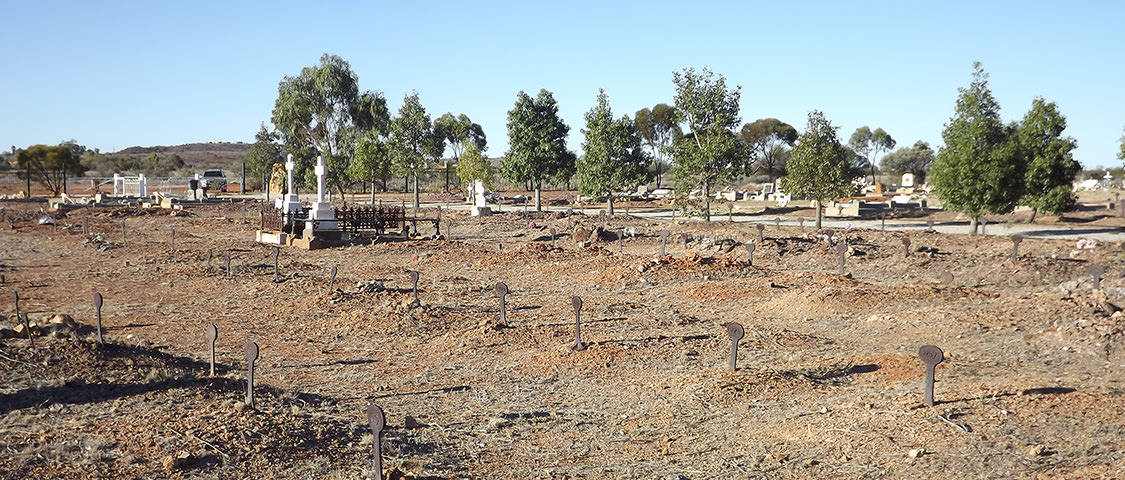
<box><xmin>930</xmin><ymin>62</ymin><xmax>1024</xmax><ymax>233</ymax></box>
<box><xmin>578</xmin><ymin>89</ymin><xmax>650</xmax><ymax>214</ymax></box>
<box><xmin>434</xmin><ymin>112</ymin><xmax>487</xmax><ymax>192</ymax></box>
<box><xmin>389</xmin><ymin>92</ymin><xmax>439</xmax><ymax>208</ymax></box>
<box><xmin>780</xmin><ymin>111</ymin><xmax>858</xmax><ymax>229</ymax></box>
<box><xmin>635</xmin><ymin>103</ymin><xmax>679</xmax><ymax>189</ymax></box>
<box><xmin>347</xmin><ymin>136</ymin><xmax>393</xmax><ymax>201</ymax></box>
<box><xmin>1117</xmin><ymin>128</ymin><xmax>1125</xmax><ymax>163</ymax></box>
<box><xmin>741</xmin><ymin>118</ymin><xmax>798</xmax><ymax>182</ymax></box>
<box><xmin>671</xmin><ymin>67</ymin><xmax>743</xmax><ymax>220</ymax></box>
<box><xmin>455</xmin><ymin>141</ymin><xmax>494</xmax><ymax>193</ymax></box>
<box><xmin>848</xmin><ymin>126</ymin><xmax>896</xmax><ymax>186</ymax></box>
<box><xmin>271</xmin><ymin>53</ymin><xmax>380</xmax><ymax>195</ymax></box>
<box><xmin>501</xmin><ymin>89</ymin><xmax>576</xmax><ymax>211</ymax></box>
<box><xmin>1017</xmin><ymin>97</ymin><xmax>1080</xmax><ymax>220</ymax></box>
<box><xmin>879</xmin><ymin>141</ymin><xmax>935</xmax><ymax>183</ymax></box>
<box><xmin>15</xmin><ymin>144</ymin><xmax>86</xmax><ymax>196</ymax></box>
<box><xmin>244</xmin><ymin>123</ymin><xmax>284</xmax><ymax>191</ymax></box>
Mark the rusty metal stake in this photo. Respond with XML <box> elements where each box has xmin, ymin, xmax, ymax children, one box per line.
<box><xmin>272</xmin><ymin>246</ymin><xmax>280</xmax><ymax>282</ymax></box>
<box><xmin>205</xmin><ymin>325</ymin><xmax>218</xmax><ymax>376</ymax></box>
<box><xmin>329</xmin><ymin>266</ymin><xmax>338</xmax><ymax>291</ymax></box>
<box><xmin>226</xmin><ymin>253</ymin><xmax>232</xmax><ymax>278</ymax></box>
<box><xmin>775</xmin><ymin>217</ymin><xmax>780</xmax><ymax>229</ymax></box>
<box><xmin>745</xmin><ymin>243</ymin><xmax>755</xmax><ymax>266</ymax></box>
<box><xmin>496</xmin><ymin>282</ymin><xmax>509</xmax><ymax>327</ymax></box>
<box><xmin>836</xmin><ymin>243</ymin><xmax>848</xmax><ymax>275</ymax></box>
<box><xmin>1089</xmin><ymin>264</ymin><xmax>1106</xmax><ymax>290</ymax></box>
<box><xmin>980</xmin><ymin>218</ymin><xmax>988</xmax><ymax>235</ymax></box>
<box><xmin>659</xmin><ymin>230</ymin><xmax>669</xmax><ymax>257</ymax></box>
<box><xmin>571</xmin><ymin>296</ymin><xmax>585</xmax><ymax>351</ymax></box>
<box><xmin>798</xmin><ymin>217</ymin><xmax>805</xmax><ymax>231</ymax></box>
<box><xmin>409</xmin><ymin>271</ymin><xmax>420</xmax><ymax>306</ymax></box>
<box><xmin>170</xmin><ymin>228</ymin><xmax>175</xmax><ymax>252</ymax></box>
<box><xmin>366</xmin><ymin>405</ymin><xmax>385</xmax><ymax>480</ymax></box>
<box><xmin>1010</xmin><ymin>235</ymin><xmax>1022</xmax><ymax>263</ymax></box>
<box><xmin>121</xmin><ymin>220</ymin><xmax>126</xmax><ymax>244</ymax></box>
<box><xmin>83</xmin><ymin>216</ymin><xmax>88</xmax><ymax>236</ymax></box>
<box><xmin>727</xmin><ymin>323</ymin><xmax>744</xmax><ymax>371</ymax></box>
<box><xmin>550</xmin><ymin>228</ymin><xmax>557</xmax><ymax>247</ymax></box>
<box><xmin>206</xmin><ymin>249</ymin><xmax>213</xmax><ymax>268</ymax></box>
<box><xmin>756</xmin><ymin>223</ymin><xmax>765</xmax><ymax>242</ymax></box>
<box><xmin>901</xmin><ymin>237</ymin><xmax>912</xmax><ymax>258</ymax></box>
<box><xmin>245</xmin><ymin>341</ymin><xmax>259</xmax><ymax>409</ymax></box>
<box><xmin>919</xmin><ymin>345</ymin><xmax>944</xmax><ymax>407</ymax></box>
<box><xmin>93</xmin><ymin>292</ymin><xmax>104</xmax><ymax>344</ymax></box>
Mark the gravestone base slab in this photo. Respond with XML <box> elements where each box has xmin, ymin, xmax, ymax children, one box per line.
<box><xmin>471</xmin><ymin>206</ymin><xmax>492</xmax><ymax>217</ymax></box>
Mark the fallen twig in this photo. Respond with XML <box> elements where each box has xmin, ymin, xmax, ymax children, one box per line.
<box><xmin>936</xmin><ymin>414</ymin><xmax>972</xmax><ymax>433</ymax></box>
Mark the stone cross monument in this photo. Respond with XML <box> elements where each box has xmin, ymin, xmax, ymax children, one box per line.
<box><xmin>306</xmin><ymin>155</ymin><xmax>338</xmax><ymax>232</ymax></box>
<box><xmin>280</xmin><ymin>154</ymin><xmax>303</xmax><ymax>215</ymax></box>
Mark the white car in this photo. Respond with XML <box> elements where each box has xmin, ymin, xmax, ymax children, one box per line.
<box><xmin>201</xmin><ymin>169</ymin><xmax>227</xmax><ymax>192</ymax></box>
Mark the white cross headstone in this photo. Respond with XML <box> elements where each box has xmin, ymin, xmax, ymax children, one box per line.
<box><xmin>282</xmin><ymin>154</ymin><xmax>303</xmax><ymax>215</ymax></box>
<box><xmin>471</xmin><ymin>180</ymin><xmax>491</xmax><ymax>216</ymax></box>
<box><xmin>306</xmin><ymin>155</ymin><xmax>338</xmax><ymax>231</ymax></box>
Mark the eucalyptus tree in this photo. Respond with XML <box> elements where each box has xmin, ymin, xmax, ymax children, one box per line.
<box><xmin>244</xmin><ymin>123</ymin><xmax>284</xmax><ymax>192</ymax></box>
<box><xmin>741</xmin><ymin>118</ymin><xmax>798</xmax><ymax>182</ymax></box>
<box><xmin>848</xmin><ymin>126</ymin><xmax>896</xmax><ymax>186</ymax></box>
<box><xmin>930</xmin><ymin>62</ymin><xmax>1023</xmax><ymax>234</ymax></box>
<box><xmin>434</xmin><ymin>113</ymin><xmax>487</xmax><ymax>192</ymax></box>
<box><xmin>501</xmin><ymin>89</ymin><xmax>576</xmax><ymax>211</ymax></box>
<box><xmin>15</xmin><ymin>144</ymin><xmax>85</xmax><ymax>196</ymax></box>
<box><xmin>272</xmin><ymin>53</ymin><xmax>380</xmax><ymax>195</ymax></box>
<box><xmin>635</xmin><ymin>103</ymin><xmax>679</xmax><ymax>188</ymax></box>
<box><xmin>455</xmin><ymin>141</ymin><xmax>493</xmax><ymax>196</ymax></box>
<box><xmin>389</xmin><ymin>92</ymin><xmax>440</xmax><ymax>209</ymax></box>
<box><xmin>1017</xmin><ymin>97</ymin><xmax>1080</xmax><ymax>221</ymax></box>
<box><xmin>780</xmin><ymin>111</ymin><xmax>858</xmax><ymax>229</ymax></box>
<box><xmin>578</xmin><ymin>89</ymin><xmax>650</xmax><ymax>215</ymax></box>
<box><xmin>671</xmin><ymin>67</ymin><xmax>743</xmax><ymax>220</ymax></box>
<box><xmin>879</xmin><ymin>141</ymin><xmax>935</xmax><ymax>183</ymax></box>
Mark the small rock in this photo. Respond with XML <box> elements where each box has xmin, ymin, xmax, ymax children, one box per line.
<box><xmin>1028</xmin><ymin>444</ymin><xmax>1047</xmax><ymax>456</ymax></box>
<box><xmin>908</xmin><ymin>448</ymin><xmax>925</xmax><ymax>458</ymax></box>
<box><xmin>404</xmin><ymin>416</ymin><xmax>419</xmax><ymax>429</ymax></box>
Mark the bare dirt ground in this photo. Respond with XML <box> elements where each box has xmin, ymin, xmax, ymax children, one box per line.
<box><xmin>2</xmin><ymin>191</ymin><xmax>1124</xmax><ymax>479</ymax></box>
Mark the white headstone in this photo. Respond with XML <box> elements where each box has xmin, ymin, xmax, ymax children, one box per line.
<box><xmin>471</xmin><ymin>180</ymin><xmax>491</xmax><ymax>216</ymax></box>
<box><xmin>307</xmin><ymin>155</ymin><xmax>337</xmax><ymax>230</ymax></box>
<box><xmin>282</xmin><ymin>154</ymin><xmax>302</xmax><ymax>215</ymax></box>
<box><xmin>902</xmin><ymin>173</ymin><xmax>915</xmax><ymax>188</ymax></box>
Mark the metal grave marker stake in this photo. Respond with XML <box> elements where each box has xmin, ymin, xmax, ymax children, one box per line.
<box><xmin>618</xmin><ymin>229</ymin><xmax>623</xmax><ymax>253</ymax></box>
<box><xmin>93</xmin><ymin>292</ymin><xmax>104</xmax><ymax>344</ymax></box>
<box><xmin>329</xmin><ymin>266</ymin><xmax>338</xmax><ymax>291</ymax></box>
<box><xmin>83</xmin><ymin>216</ymin><xmax>88</xmax><ymax>236</ymax></box>
<box><xmin>940</xmin><ymin>270</ymin><xmax>954</xmax><ymax>285</ymax></box>
<box><xmin>1089</xmin><ymin>264</ymin><xmax>1106</xmax><ymax>290</ymax></box>
<box><xmin>881</xmin><ymin>213</ymin><xmax>886</xmax><ymax>231</ymax></box>
<box><xmin>600</xmin><ymin>209</ymin><xmax>606</xmax><ymax>230</ymax></box>
<box><xmin>927</xmin><ymin>219</ymin><xmax>934</xmax><ymax>231</ymax></box>
<box><xmin>918</xmin><ymin>345</ymin><xmax>944</xmax><ymax>407</ymax></box>
<box><xmin>798</xmin><ymin>217</ymin><xmax>805</xmax><ymax>231</ymax></box>
<box><xmin>13</xmin><ymin>292</ymin><xmax>20</xmax><ymax>326</ymax></box>
<box><xmin>366</xmin><ymin>405</ymin><xmax>386</xmax><ymax>480</ymax></box>
<box><xmin>836</xmin><ymin>243</ymin><xmax>848</xmax><ymax>275</ymax></box>
<box><xmin>571</xmin><ymin>296</ymin><xmax>586</xmax><ymax>351</ymax></box>
<box><xmin>206</xmin><ymin>249</ymin><xmax>213</xmax><ymax>268</ymax></box>
<box><xmin>446</xmin><ymin>219</ymin><xmax>453</xmax><ymax>241</ymax></box>
<box><xmin>205</xmin><ymin>325</ymin><xmax>218</xmax><ymax>376</ymax></box>
<box><xmin>727</xmin><ymin>322</ymin><xmax>745</xmax><ymax>371</ymax></box>
<box><xmin>550</xmin><ymin>227</ymin><xmax>557</xmax><ymax>247</ymax></box>
<box><xmin>226</xmin><ymin>253</ymin><xmax>232</xmax><ymax>278</ymax></box>
<box><xmin>272</xmin><ymin>246</ymin><xmax>280</xmax><ymax>282</ymax></box>
<box><xmin>245</xmin><ymin>341</ymin><xmax>259</xmax><ymax>408</ymax></box>
<box><xmin>756</xmin><ymin>223</ymin><xmax>765</xmax><ymax>242</ymax></box>
<box><xmin>901</xmin><ymin>237</ymin><xmax>912</xmax><ymax>258</ymax></box>
<box><xmin>980</xmin><ymin>218</ymin><xmax>988</xmax><ymax>235</ymax></box>
<box><xmin>727</xmin><ymin>204</ymin><xmax>733</xmax><ymax>222</ymax></box>
<box><xmin>496</xmin><ymin>282</ymin><xmax>509</xmax><ymax>327</ymax></box>
<box><xmin>745</xmin><ymin>243</ymin><xmax>755</xmax><ymax>266</ymax></box>
<box><xmin>1010</xmin><ymin>235</ymin><xmax>1023</xmax><ymax>263</ymax></box>
<box><xmin>775</xmin><ymin>217</ymin><xmax>781</xmax><ymax>229</ymax></box>
<box><xmin>409</xmin><ymin>271</ymin><xmax>420</xmax><ymax>306</ymax></box>
<box><xmin>681</xmin><ymin>233</ymin><xmax>689</xmax><ymax>250</ymax></box>
<box><xmin>659</xmin><ymin>230</ymin><xmax>670</xmax><ymax>256</ymax></box>
<box><xmin>22</xmin><ymin>313</ymin><xmax>32</xmax><ymax>345</ymax></box>
<box><xmin>121</xmin><ymin>220</ymin><xmax>126</xmax><ymax>244</ymax></box>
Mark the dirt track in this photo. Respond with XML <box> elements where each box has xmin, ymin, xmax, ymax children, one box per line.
<box><xmin>2</xmin><ymin>194</ymin><xmax>1124</xmax><ymax>479</ymax></box>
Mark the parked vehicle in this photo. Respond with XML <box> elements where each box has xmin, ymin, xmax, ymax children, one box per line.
<box><xmin>201</xmin><ymin>169</ymin><xmax>227</xmax><ymax>192</ymax></box>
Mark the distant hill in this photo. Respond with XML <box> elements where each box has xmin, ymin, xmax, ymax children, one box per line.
<box><xmin>115</xmin><ymin>142</ymin><xmax>251</xmax><ymax>170</ymax></box>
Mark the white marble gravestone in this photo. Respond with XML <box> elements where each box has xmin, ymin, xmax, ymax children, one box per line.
<box><xmin>471</xmin><ymin>180</ymin><xmax>492</xmax><ymax>217</ymax></box>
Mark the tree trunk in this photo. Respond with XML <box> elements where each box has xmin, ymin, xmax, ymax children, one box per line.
<box><xmin>412</xmin><ymin>175</ymin><xmax>420</xmax><ymax>209</ymax></box>
<box><xmin>815</xmin><ymin>200</ymin><xmax>823</xmax><ymax>229</ymax></box>
<box><xmin>703</xmin><ymin>180</ymin><xmax>712</xmax><ymax>221</ymax></box>
<box><xmin>444</xmin><ymin>160</ymin><xmax>450</xmax><ymax>193</ymax></box>
<box><xmin>370</xmin><ymin>181</ymin><xmax>376</xmax><ymax>204</ymax></box>
<box><xmin>969</xmin><ymin>217</ymin><xmax>979</xmax><ymax>235</ymax></box>
<box><xmin>607</xmin><ymin>195</ymin><xmax>615</xmax><ymax>216</ymax></box>
<box><xmin>534</xmin><ymin>188</ymin><xmax>542</xmax><ymax>212</ymax></box>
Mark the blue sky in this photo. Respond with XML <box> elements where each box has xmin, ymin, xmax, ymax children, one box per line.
<box><xmin>3</xmin><ymin>1</ymin><xmax>1123</xmax><ymax>169</ymax></box>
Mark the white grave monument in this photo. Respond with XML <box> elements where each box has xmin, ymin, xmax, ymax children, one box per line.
<box><xmin>305</xmin><ymin>155</ymin><xmax>338</xmax><ymax>232</ymax></box>
<box><xmin>278</xmin><ymin>154</ymin><xmax>303</xmax><ymax>215</ymax></box>
<box><xmin>471</xmin><ymin>180</ymin><xmax>491</xmax><ymax>217</ymax></box>
<box><xmin>901</xmin><ymin>173</ymin><xmax>915</xmax><ymax>188</ymax></box>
